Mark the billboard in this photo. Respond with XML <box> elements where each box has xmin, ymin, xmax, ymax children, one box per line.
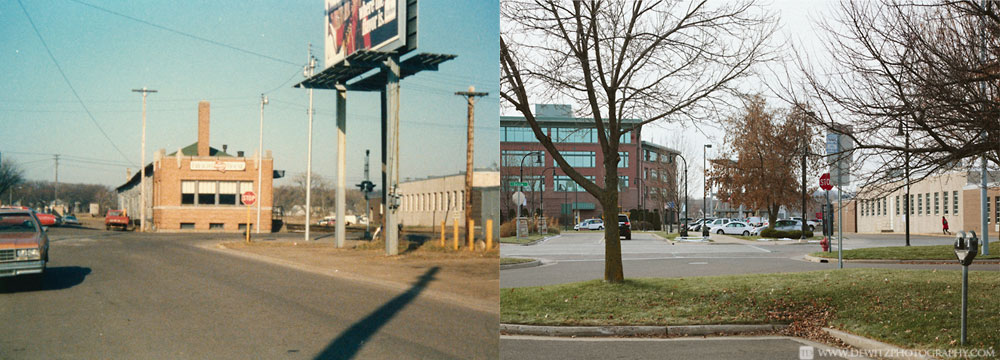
<box><xmin>325</xmin><ymin>0</ymin><xmax>408</xmax><ymax>68</ymax></box>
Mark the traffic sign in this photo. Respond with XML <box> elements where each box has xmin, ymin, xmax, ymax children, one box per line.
<box><xmin>512</xmin><ymin>191</ymin><xmax>526</xmax><ymax>206</ymax></box>
<box><xmin>242</xmin><ymin>191</ymin><xmax>257</xmax><ymax>206</ymax></box>
<box><xmin>819</xmin><ymin>173</ymin><xmax>833</xmax><ymax>191</ymax></box>
<box><xmin>509</xmin><ymin>181</ymin><xmax>529</xmax><ymax>187</ymax></box>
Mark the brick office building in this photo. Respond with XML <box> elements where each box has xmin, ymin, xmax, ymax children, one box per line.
<box><xmin>117</xmin><ymin>101</ymin><xmax>277</xmax><ymax>232</ymax></box>
<box><xmin>500</xmin><ymin>104</ymin><xmax>678</xmax><ymax>225</ymax></box>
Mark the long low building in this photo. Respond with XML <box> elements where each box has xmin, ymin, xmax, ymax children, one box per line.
<box><xmin>117</xmin><ymin>101</ymin><xmax>278</xmax><ymax>232</ymax></box>
<box><xmin>854</xmin><ymin>171</ymin><xmax>1000</xmax><ymax>235</ymax></box>
<box><xmin>398</xmin><ymin>171</ymin><xmax>499</xmax><ymax>236</ymax></box>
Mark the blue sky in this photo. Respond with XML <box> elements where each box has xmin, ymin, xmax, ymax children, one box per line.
<box><xmin>0</xmin><ymin>0</ymin><xmax>499</xmax><ymax>187</ymax></box>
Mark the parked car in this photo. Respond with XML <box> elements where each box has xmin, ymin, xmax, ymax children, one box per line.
<box><xmin>704</xmin><ymin>218</ymin><xmax>734</xmax><ymax>230</ymax></box>
<box><xmin>687</xmin><ymin>218</ymin><xmax>714</xmax><ymax>231</ymax></box>
<box><xmin>0</xmin><ymin>208</ymin><xmax>49</xmax><ymax>281</ymax></box>
<box><xmin>790</xmin><ymin>217</ymin><xmax>818</xmax><ymax>232</ymax></box>
<box><xmin>773</xmin><ymin>219</ymin><xmax>803</xmax><ymax>232</ymax></box>
<box><xmin>574</xmin><ymin>218</ymin><xmax>604</xmax><ymax>231</ymax></box>
<box><xmin>618</xmin><ymin>214</ymin><xmax>631</xmax><ymax>240</ymax></box>
<box><xmin>61</xmin><ymin>214</ymin><xmax>80</xmax><ymax>225</ymax></box>
<box><xmin>105</xmin><ymin>209</ymin><xmax>130</xmax><ymax>231</ymax></box>
<box><xmin>712</xmin><ymin>221</ymin><xmax>753</xmax><ymax>236</ymax></box>
<box><xmin>318</xmin><ymin>216</ymin><xmax>336</xmax><ymax>226</ymax></box>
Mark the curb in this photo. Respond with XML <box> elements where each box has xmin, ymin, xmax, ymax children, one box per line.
<box><xmin>803</xmin><ymin>254</ymin><xmax>1000</xmax><ymax>264</ymax></box>
<box><xmin>499</xmin><ymin>323</ymin><xmax>787</xmax><ymax>337</ymax></box>
<box><xmin>823</xmin><ymin>327</ymin><xmax>934</xmax><ymax>360</ymax></box>
<box><xmin>500</xmin><ymin>259</ymin><xmax>541</xmax><ymax>270</ymax></box>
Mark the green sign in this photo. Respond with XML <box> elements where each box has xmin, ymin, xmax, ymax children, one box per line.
<box><xmin>509</xmin><ymin>181</ymin><xmax>529</xmax><ymax>187</ymax></box>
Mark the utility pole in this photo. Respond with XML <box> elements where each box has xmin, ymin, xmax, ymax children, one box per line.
<box><xmin>53</xmin><ymin>154</ymin><xmax>59</xmax><ymax>209</ymax></box>
<box><xmin>455</xmin><ymin>86</ymin><xmax>488</xmax><ymax>239</ymax></box>
<box><xmin>257</xmin><ymin>93</ymin><xmax>268</xmax><ymax>234</ymax></box>
<box><xmin>304</xmin><ymin>44</ymin><xmax>316</xmax><ymax>241</ymax></box>
<box><xmin>132</xmin><ymin>87</ymin><xmax>157</xmax><ymax>232</ymax></box>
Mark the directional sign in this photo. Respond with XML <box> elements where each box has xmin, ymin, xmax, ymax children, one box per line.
<box><xmin>819</xmin><ymin>173</ymin><xmax>833</xmax><ymax>191</ymax></box>
<box><xmin>826</xmin><ymin>124</ymin><xmax>854</xmax><ymax>187</ymax></box>
<box><xmin>509</xmin><ymin>181</ymin><xmax>529</xmax><ymax>187</ymax></box>
<box><xmin>241</xmin><ymin>191</ymin><xmax>257</xmax><ymax>206</ymax></box>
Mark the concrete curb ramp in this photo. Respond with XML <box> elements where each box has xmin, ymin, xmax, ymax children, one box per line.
<box><xmin>500</xmin><ymin>259</ymin><xmax>541</xmax><ymax>270</ymax></box>
<box><xmin>803</xmin><ymin>254</ymin><xmax>1000</xmax><ymax>264</ymax></box>
<box><xmin>500</xmin><ymin>324</ymin><xmax>787</xmax><ymax>337</ymax></box>
<box><xmin>823</xmin><ymin>328</ymin><xmax>935</xmax><ymax>360</ymax></box>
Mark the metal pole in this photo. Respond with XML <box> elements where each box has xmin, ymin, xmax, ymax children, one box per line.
<box><xmin>383</xmin><ymin>55</ymin><xmax>401</xmax><ymax>256</ymax></box>
<box><xmin>336</xmin><ymin>84</ymin><xmax>347</xmax><ymax>249</ymax></box>
<box><xmin>703</xmin><ymin>145</ymin><xmax>711</xmax><ymax>237</ymax></box>
<box><xmin>981</xmin><ymin>157</ymin><xmax>989</xmax><ymax>254</ymax></box>
<box><xmin>961</xmin><ymin>264</ymin><xmax>969</xmax><ymax>345</ymax></box>
<box><xmin>257</xmin><ymin>94</ymin><xmax>267</xmax><ymax>234</ymax></box>
<box><xmin>802</xmin><ymin>142</ymin><xmax>807</xmax><ymax>240</ymax></box>
<box><xmin>305</xmin><ymin>47</ymin><xmax>315</xmax><ymax>242</ymax></box>
<box><xmin>456</xmin><ymin>87</ymin><xmax>488</xmax><ymax>239</ymax></box>
<box><xmin>905</xmin><ymin>130</ymin><xmax>911</xmax><ymax>246</ymax></box>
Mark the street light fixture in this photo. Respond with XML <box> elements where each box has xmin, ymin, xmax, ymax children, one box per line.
<box><xmin>896</xmin><ymin>119</ymin><xmax>911</xmax><ymax>247</ymax></box>
<box><xmin>703</xmin><ymin>144</ymin><xmax>712</xmax><ymax>237</ymax></box>
<box><xmin>517</xmin><ymin>151</ymin><xmax>543</xmax><ymax>219</ymax></box>
<box><xmin>674</xmin><ymin>153</ymin><xmax>689</xmax><ymax>237</ymax></box>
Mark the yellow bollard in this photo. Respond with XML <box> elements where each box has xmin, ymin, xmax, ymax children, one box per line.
<box><xmin>440</xmin><ymin>220</ymin><xmax>446</xmax><ymax>247</ymax></box>
<box><xmin>468</xmin><ymin>219</ymin><xmax>475</xmax><ymax>252</ymax></box>
<box><xmin>453</xmin><ymin>220</ymin><xmax>460</xmax><ymax>250</ymax></box>
<box><xmin>486</xmin><ymin>219</ymin><xmax>493</xmax><ymax>250</ymax></box>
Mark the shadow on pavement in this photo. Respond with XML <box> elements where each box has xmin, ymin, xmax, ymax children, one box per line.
<box><xmin>0</xmin><ymin>266</ymin><xmax>92</xmax><ymax>293</ymax></box>
<box><xmin>313</xmin><ymin>266</ymin><xmax>439</xmax><ymax>360</ymax></box>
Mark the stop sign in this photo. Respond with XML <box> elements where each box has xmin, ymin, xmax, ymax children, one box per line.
<box><xmin>241</xmin><ymin>191</ymin><xmax>257</xmax><ymax>205</ymax></box>
<box><xmin>819</xmin><ymin>173</ymin><xmax>833</xmax><ymax>191</ymax></box>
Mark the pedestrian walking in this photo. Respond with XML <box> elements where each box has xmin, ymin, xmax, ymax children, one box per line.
<box><xmin>942</xmin><ymin>216</ymin><xmax>950</xmax><ymax>235</ymax></box>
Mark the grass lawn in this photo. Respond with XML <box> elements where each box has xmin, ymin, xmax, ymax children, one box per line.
<box><xmin>501</xmin><ymin>257</ymin><xmax>535</xmax><ymax>265</ymax></box>
<box><xmin>500</xmin><ymin>234</ymin><xmax>546</xmax><ymax>245</ymax></box>
<box><xmin>501</xmin><ymin>269</ymin><xmax>999</xmax><ymax>352</ymax></box>
<box><xmin>810</xmin><ymin>242</ymin><xmax>1000</xmax><ymax>260</ymax></box>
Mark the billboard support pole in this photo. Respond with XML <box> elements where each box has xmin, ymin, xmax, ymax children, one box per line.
<box><xmin>383</xmin><ymin>55</ymin><xmax>401</xmax><ymax>256</ymax></box>
<box><xmin>336</xmin><ymin>83</ymin><xmax>347</xmax><ymax>249</ymax></box>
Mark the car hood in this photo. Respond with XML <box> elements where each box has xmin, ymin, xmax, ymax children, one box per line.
<box><xmin>0</xmin><ymin>233</ymin><xmax>43</xmax><ymax>248</ymax></box>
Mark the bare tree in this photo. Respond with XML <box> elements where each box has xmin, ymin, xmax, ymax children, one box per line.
<box><xmin>0</xmin><ymin>159</ymin><xmax>25</xmax><ymax>203</ymax></box>
<box><xmin>780</xmin><ymin>1</ymin><xmax>1000</xmax><ymax>194</ymax></box>
<box><xmin>501</xmin><ymin>0</ymin><xmax>776</xmax><ymax>282</ymax></box>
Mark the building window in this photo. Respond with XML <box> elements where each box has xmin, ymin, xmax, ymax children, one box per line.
<box><xmin>917</xmin><ymin>194</ymin><xmax>922</xmax><ymax>215</ymax></box>
<box><xmin>502</xmin><ymin>126</ymin><xmax>541</xmax><ymax>143</ymax></box>
<box><xmin>895</xmin><ymin>195</ymin><xmax>900</xmax><ymax>215</ymax></box>
<box><xmin>618</xmin><ymin>176</ymin><xmax>629</xmax><ymax>189</ymax></box>
<box><xmin>944</xmin><ymin>192</ymin><xmax>949</xmax><ymax>214</ymax></box>
<box><xmin>563</xmin><ymin>151</ymin><xmax>596</xmax><ymax>167</ymax></box>
<box><xmin>934</xmin><ymin>192</ymin><xmax>939</xmax><ymax>215</ymax></box>
<box><xmin>925</xmin><ymin>193</ymin><xmax>930</xmax><ymax>216</ymax></box>
<box><xmin>219</xmin><ymin>182</ymin><xmax>238</xmax><ymax>205</ymax></box>
<box><xmin>554</xmin><ymin>175</ymin><xmax>594</xmax><ymax>192</ymax></box>
<box><xmin>877</xmin><ymin>199</ymin><xmax>881</xmax><ymax>216</ymax></box>
<box><xmin>524</xmin><ymin>176</ymin><xmax>545</xmax><ymax>192</ymax></box>
<box><xmin>238</xmin><ymin>223</ymin><xmax>248</xmax><ymax>231</ymax></box>
<box><xmin>182</xmin><ymin>181</ymin><xmax>195</xmax><ymax>205</ymax></box>
<box><xmin>552</xmin><ymin>127</ymin><xmax>593</xmax><ymax>143</ymax></box>
<box><xmin>883</xmin><ymin>197</ymin><xmax>888</xmax><ymax>216</ymax></box>
<box><xmin>618</xmin><ymin>151</ymin><xmax>629</xmax><ymax>168</ymax></box>
<box><xmin>180</xmin><ymin>223</ymin><xmax>195</xmax><ymax>229</ymax></box>
<box><xmin>502</xmin><ymin>150</ymin><xmax>545</xmax><ymax>167</ymax></box>
<box><xmin>988</xmin><ymin>197</ymin><xmax>992</xmax><ymax>224</ymax></box>
<box><xmin>198</xmin><ymin>181</ymin><xmax>217</xmax><ymax>205</ymax></box>
<box><xmin>210</xmin><ymin>223</ymin><xmax>224</xmax><ymax>230</ymax></box>
<box><xmin>619</xmin><ymin>131</ymin><xmax>632</xmax><ymax>144</ymax></box>
<box><xmin>953</xmin><ymin>191</ymin><xmax>959</xmax><ymax>214</ymax></box>
<box><xmin>995</xmin><ymin>197</ymin><xmax>999</xmax><ymax>223</ymax></box>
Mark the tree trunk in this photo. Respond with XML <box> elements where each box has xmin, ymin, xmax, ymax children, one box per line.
<box><xmin>602</xmin><ymin>161</ymin><xmax>623</xmax><ymax>283</ymax></box>
<box><xmin>767</xmin><ymin>203</ymin><xmax>779</xmax><ymax>228</ymax></box>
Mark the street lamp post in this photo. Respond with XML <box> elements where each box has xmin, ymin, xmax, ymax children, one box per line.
<box><xmin>896</xmin><ymin>121</ymin><xmax>911</xmax><ymax>246</ymax></box>
<box><xmin>675</xmin><ymin>153</ymin><xmax>688</xmax><ymax>237</ymax></box>
<box><xmin>257</xmin><ymin>94</ymin><xmax>268</xmax><ymax>234</ymax></box>
<box><xmin>801</xmin><ymin>123</ymin><xmax>809</xmax><ymax>241</ymax></box>
<box><xmin>560</xmin><ymin>184</ymin><xmax>568</xmax><ymax>230</ymax></box>
<box><xmin>703</xmin><ymin>144</ymin><xmax>712</xmax><ymax>237</ymax></box>
<box><xmin>517</xmin><ymin>151</ymin><xmax>543</xmax><ymax>220</ymax></box>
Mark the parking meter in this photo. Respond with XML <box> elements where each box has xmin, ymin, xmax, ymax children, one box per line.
<box><xmin>954</xmin><ymin>231</ymin><xmax>979</xmax><ymax>266</ymax></box>
<box><xmin>954</xmin><ymin>230</ymin><xmax>978</xmax><ymax>345</ymax></box>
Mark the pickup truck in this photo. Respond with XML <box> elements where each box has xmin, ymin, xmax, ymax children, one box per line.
<box><xmin>105</xmin><ymin>210</ymin><xmax>130</xmax><ymax>231</ymax></box>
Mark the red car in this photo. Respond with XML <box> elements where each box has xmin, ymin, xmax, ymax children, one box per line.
<box><xmin>0</xmin><ymin>208</ymin><xmax>50</xmax><ymax>281</ymax></box>
<box><xmin>0</xmin><ymin>206</ymin><xmax>55</xmax><ymax>227</ymax></box>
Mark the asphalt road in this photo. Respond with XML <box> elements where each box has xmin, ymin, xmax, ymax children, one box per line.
<box><xmin>1</xmin><ymin>227</ymin><xmax>498</xmax><ymax>359</ymax></box>
<box><xmin>501</xmin><ymin>335</ymin><xmax>851</xmax><ymax>360</ymax></box>
<box><xmin>500</xmin><ymin>232</ymin><xmax>998</xmax><ymax>288</ymax></box>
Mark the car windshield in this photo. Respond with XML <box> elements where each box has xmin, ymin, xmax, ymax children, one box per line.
<box><xmin>108</xmin><ymin>210</ymin><xmax>123</xmax><ymax>217</ymax></box>
<box><xmin>0</xmin><ymin>213</ymin><xmax>39</xmax><ymax>233</ymax></box>
<box><xmin>618</xmin><ymin>215</ymin><xmax>628</xmax><ymax>222</ymax></box>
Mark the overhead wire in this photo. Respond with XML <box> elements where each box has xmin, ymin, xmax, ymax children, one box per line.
<box><xmin>16</xmin><ymin>0</ymin><xmax>137</xmax><ymax>167</ymax></box>
<box><xmin>66</xmin><ymin>0</ymin><xmax>300</xmax><ymax>67</ymax></box>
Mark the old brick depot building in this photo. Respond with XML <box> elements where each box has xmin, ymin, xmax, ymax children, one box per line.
<box><xmin>117</xmin><ymin>101</ymin><xmax>276</xmax><ymax>232</ymax></box>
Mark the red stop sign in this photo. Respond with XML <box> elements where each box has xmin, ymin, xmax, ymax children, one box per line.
<box><xmin>819</xmin><ymin>173</ymin><xmax>832</xmax><ymax>191</ymax></box>
<box><xmin>241</xmin><ymin>191</ymin><xmax>257</xmax><ymax>205</ymax></box>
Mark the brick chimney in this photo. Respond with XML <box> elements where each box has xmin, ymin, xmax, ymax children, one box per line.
<box><xmin>197</xmin><ymin>101</ymin><xmax>210</xmax><ymax>157</ymax></box>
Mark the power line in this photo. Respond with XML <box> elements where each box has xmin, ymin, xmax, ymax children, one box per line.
<box><xmin>16</xmin><ymin>0</ymin><xmax>137</xmax><ymax>167</ymax></box>
<box><xmin>67</xmin><ymin>0</ymin><xmax>299</xmax><ymax>67</ymax></box>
